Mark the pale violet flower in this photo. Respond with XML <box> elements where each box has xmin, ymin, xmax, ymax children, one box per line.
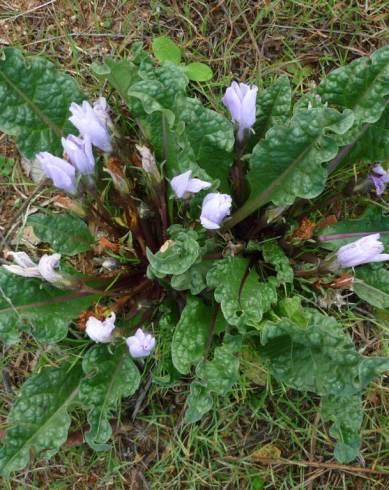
<box><xmin>126</xmin><ymin>328</ymin><xmax>156</xmax><ymax>358</ymax></box>
<box><xmin>2</xmin><ymin>252</ymin><xmax>65</xmax><ymax>284</ymax></box>
<box><xmin>200</xmin><ymin>192</ymin><xmax>232</xmax><ymax>230</ymax></box>
<box><xmin>336</xmin><ymin>233</ymin><xmax>389</xmax><ymax>268</ymax></box>
<box><xmin>368</xmin><ymin>164</ymin><xmax>389</xmax><ymax>196</ymax></box>
<box><xmin>69</xmin><ymin>99</ymin><xmax>112</xmax><ymax>152</ymax></box>
<box><xmin>61</xmin><ymin>134</ymin><xmax>95</xmax><ymax>175</ymax></box>
<box><xmin>2</xmin><ymin>252</ymin><xmax>41</xmax><ymax>278</ymax></box>
<box><xmin>171</xmin><ymin>170</ymin><xmax>211</xmax><ymax>199</ymax></box>
<box><xmin>85</xmin><ymin>312</ymin><xmax>116</xmax><ymax>343</ymax></box>
<box><xmin>37</xmin><ymin>152</ymin><xmax>77</xmax><ymax>194</ymax></box>
<box><xmin>222</xmin><ymin>81</ymin><xmax>258</xmax><ymax>142</ymax></box>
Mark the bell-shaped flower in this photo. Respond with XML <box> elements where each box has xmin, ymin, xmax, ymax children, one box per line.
<box><xmin>336</xmin><ymin>233</ymin><xmax>389</xmax><ymax>268</ymax></box>
<box><xmin>222</xmin><ymin>81</ymin><xmax>258</xmax><ymax>142</ymax></box>
<box><xmin>200</xmin><ymin>192</ymin><xmax>232</xmax><ymax>230</ymax></box>
<box><xmin>126</xmin><ymin>328</ymin><xmax>156</xmax><ymax>358</ymax></box>
<box><xmin>2</xmin><ymin>251</ymin><xmax>41</xmax><ymax>278</ymax></box>
<box><xmin>171</xmin><ymin>170</ymin><xmax>211</xmax><ymax>199</ymax></box>
<box><xmin>69</xmin><ymin>99</ymin><xmax>112</xmax><ymax>152</ymax></box>
<box><xmin>85</xmin><ymin>312</ymin><xmax>116</xmax><ymax>343</ymax></box>
<box><xmin>38</xmin><ymin>253</ymin><xmax>64</xmax><ymax>284</ymax></box>
<box><xmin>37</xmin><ymin>152</ymin><xmax>77</xmax><ymax>194</ymax></box>
<box><xmin>369</xmin><ymin>164</ymin><xmax>389</xmax><ymax>196</ymax></box>
<box><xmin>61</xmin><ymin>134</ymin><xmax>95</xmax><ymax>175</ymax></box>
<box><xmin>2</xmin><ymin>251</ymin><xmax>67</xmax><ymax>285</ymax></box>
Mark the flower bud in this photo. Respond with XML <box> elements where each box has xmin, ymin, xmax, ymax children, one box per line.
<box><xmin>222</xmin><ymin>81</ymin><xmax>258</xmax><ymax>142</ymax></box>
<box><xmin>69</xmin><ymin>99</ymin><xmax>112</xmax><ymax>152</ymax></box>
<box><xmin>136</xmin><ymin>145</ymin><xmax>161</xmax><ymax>181</ymax></box>
<box><xmin>200</xmin><ymin>192</ymin><xmax>232</xmax><ymax>230</ymax></box>
<box><xmin>171</xmin><ymin>170</ymin><xmax>211</xmax><ymax>199</ymax></box>
<box><xmin>2</xmin><ymin>251</ymin><xmax>41</xmax><ymax>278</ymax></box>
<box><xmin>336</xmin><ymin>233</ymin><xmax>389</xmax><ymax>268</ymax></box>
<box><xmin>85</xmin><ymin>312</ymin><xmax>116</xmax><ymax>343</ymax></box>
<box><xmin>368</xmin><ymin>164</ymin><xmax>389</xmax><ymax>196</ymax></box>
<box><xmin>37</xmin><ymin>152</ymin><xmax>77</xmax><ymax>194</ymax></box>
<box><xmin>61</xmin><ymin>134</ymin><xmax>95</xmax><ymax>175</ymax></box>
<box><xmin>126</xmin><ymin>328</ymin><xmax>156</xmax><ymax>358</ymax></box>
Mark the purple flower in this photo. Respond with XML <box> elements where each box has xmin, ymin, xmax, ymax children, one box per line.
<box><xmin>126</xmin><ymin>328</ymin><xmax>156</xmax><ymax>358</ymax></box>
<box><xmin>38</xmin><ymin>253</ymin><xmax>64</xmax><ymax>284</ymax></box>
<box><xmin>86</xmin><ymin>312</ymin><xmax>116</xmax><ymax>343</ymax></box>
<box><xmin>69</xmin><ymin>99</ymin><xmax>112</xmax><ymax>152</ymax></box>
<box><xmin>3</xmin><ymin>251</ymin><xmax>66</xmax><ymax>284</ymax></box>
<box><xmin>336</xmin><ymin>233</ymin><xmax>389</xmax><ymax>268</ymax></box>
<box><xmin>368</xmin><ymin>164</ymin><xmax>389</xmax><ymax>196</ymax></box>
<box><xmin>37</xmin><ymin>152</ymin><xmax>77</xmax><ymax>194</ymax></box>
<box><xmin>171</xmin><ymin>170</ymin><xmax>211</xmax><ymax>199</ymax></box>
<box><xmin>222</xmin><ymin>81</ymin><xmax>258</xmax><ymax>142</ymax></box>
<box><xmin>200</xmin><ymin>192</ymin><xmax>232</xmax><ymax>230</ymax></box>
<box><xmin>61</xmin><ymin>134</ymin><xmax>95</xmax><ymax>175</ymax></box>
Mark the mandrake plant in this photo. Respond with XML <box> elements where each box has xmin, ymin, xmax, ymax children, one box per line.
<box><xmin>0</xmin><ymin>37</ymin><xmax>388</xmax><ymax>475</ymax></box>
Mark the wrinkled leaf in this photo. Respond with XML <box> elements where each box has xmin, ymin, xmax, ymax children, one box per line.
<box><xmin>28</xmin><ymin>213</ymin><xmax>94</xmax><ymax>255</ymax></box>
<box><xmin>261</xmin><ymin>241</ymin><xmax>293</xmax><ymax>284</ymax></box>
<box><xmin>354</xmin><ymin>264</ymin><xmax>389</xmax><ymax>309</ymax></box>
<box><xmin>0</xmin><ymin>47</ymin><xmax>84</xmax><ymax>158</ymax></box>
<box><xmin>0</xmin><ymin>362</ymin><xmax>82</xmax><ymax>476</ymax></box>
<box><xmin>207</xmin><ymin>256</ymin><xmax>277</xmax><ymax>330</ymax></box>
<box><xmin>0</xmin><ymin>270</ymin><xmax>96</xmax><ymax>343</ymax></box>
<box><xmin>80</xmin><ymin>343</ymin><xmax>140</xmax><ymax>451</ymax></box>
<box><xmin>185</xmin><ymin>383</ymin><xmax>213</xmax><ymax>423</ymax></box>
<box><xmin>171</xmin><ymin>298</ymin><xmax>211</xmax><ymax>374</ymax></box>
<box><xmin>170</xmin><ymin>261</ymin><xmax>213</xmax><ymax>295</ymax></box>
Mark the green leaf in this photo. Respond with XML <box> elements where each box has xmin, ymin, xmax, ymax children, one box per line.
<box><xmin>341</xmin><ymin>105</ymin><xmax>389</xmax><ymax>165</ymax></box>
<box><xmin>319</xmin><ymin>206</ymin><xmax>389</xmax><ymax>249</ymax></box>
<box><xmin>91</xmin><ymin>58</ymin><xmax>139</xmax><ymax>104</ymax></box>
<box><xmin>171</xmin><ymin>297</ymin><xmax>211</xmax><ymax>374</ymax></box>
<box><xmin>0</xmin><ymin>269</ymin><xmax>96</xmax><ymax>343</ymax></box>
<box><xmin>253</xmin><ymin>75</ymin><xmax>291</xmax><ymax>140</ymax></box>
<box><xmin>179</xmin><ymin>97</ymin><xmax>234</xmax><ymax>191</ymax></box>
<box><xmin>261</xmin><ymin>241</ymin><xmax>293</xmax><ymax>284</ymax></box>
<box><xmin>79</xmin><ymin>343</ymin><xmax>140</xmax><ymax>451</ymax></box>
<box><xmin>0</xmin><ymin>362</ymin><xmax>82</xmax><ymax>476</ymax></box>
<box><xmin>321</xmin><ymin>394</ymin><xmax>363</xmax><ymax>464</ymax></box>
<box><xmin>0</xmin><ymin>48</ymin><xmax>84</xmax><ymax>159</ymax></box>
<box><xmin>147</xmin><ymin>231</ymin><xmax>200</xmax><ymax>277</ymax></box>
<box><xmin>184</xmin><ymin>62</ymin><xmax>213</xmax><ymax>82</ymax></box>
<box><xmin>170</xmin><ymin>261</ymin><xmax>213</xmax><ymax>295</ymax></box>
<box><xmin>206</xmin><ymin>256</ymin><xmax>277</xmax><ymax>330</ymax></box>
<box><xmin>28</xmin><ymin>213</ymin><xmax>94</xmax><ymax>255</ymax></box>
<box><xmin>317</xmin><ymin>45</ymin><xmax>389</xmax><ymax>124</ymax></box>
<box><xmin>354</xmin><ymin>264</ymin><xmax>389</xmax><ymax>309</ymax></box>
<box><xmin>247</xmin><ymin>107</ymin><xmax>354</xmax><ymax>207</ymax></box>
<box><xmin>152</xmin><ymin>36</ymin><xmax>182</xmax><ymax>64</ymax></box>
<box><xmin>184</xmin><ymin>383</ymin><xmax>213</xmax><ymax>423</ymax></box>
<box><xmin>196</xmin><ymin>336</ymin><xmax>241</xmax><ymax>395</ymax></box>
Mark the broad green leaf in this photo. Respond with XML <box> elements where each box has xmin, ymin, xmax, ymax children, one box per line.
<box><xmin>318</xmin><ymin>45</ymin><xmax>389</xmax><ymax>124</ymax></box>
<box><xmin>0</xmin><ymin>362</ymin><xmax>82</xmax><ymax>476</ymax></box>
<box><xmin>79</xmin><ymin>343</ymin><xmax>140</xmax><ymax>451</ymax></box>
<box><xmin>152</xmin><ymin>36</ymin><xmax>182</xmax><ymax>64</ymax></box>
<box><xmin>354</xmin><ymin>264</ymin><xmax>389</xmax><ymax>309</ymax></box>
<box><xmin>0</xmin><ymin>269</ymin><xmax>96</xmax><ymax>343</ymax></box>
<box><xmin>147</xmin><ymin>231</ymin><xmax>200</xmax><ymax>277</ymax></box>
<box><xmin>0</xmin><ymin>48</ymin><xmax>84</xmax><ymax>159</ymax></box>
<box><xmin>341</xmin><ymin>105</ymin><xmax>389</xmax><ymax>165</ymax></box>
<box><xmin>196</xmin><ymin>336</ymin><xmax>241</xmax><ymax>395</ymax></box>
<box><xmin>259</xmin><ymin>309</ymin><xmax>389</xmax><ymax>397</ymax></box>
<box><xmin>206</xmin><ymin>256</ymin><xmax>277</xmax><ymax>330</ymax></box>
<box><xmin>277</xmin><ymin>296</ymin><xmax>308</xmax><ymax>328</ymax></box>
<box><xmin>170</xmin><ymin>261</ymin><xmax>213</xmax><ymax>295</ymax></box>
<box><xmin>319</xmin><ymin>206</ymin><xmax>389</xmax><ymax>249</ymax></box>
<box><xmin>184</xmin><ymin>62</ymin><xmax>213</xmax><ymax>82</ymax></box>
<box><xmin>28</xmin><ymin>213</ymin><xmax>94</xmax><ymax>255</ymax></box>
<box><xmin>321</xmin><ymin>394</ymin><xmax>363</xmax><ymax>464</ymax></box>
<box><xmin>91</xmin><ymin>58</ymin><xmax>139</xmax><ymax>104</ymax></box>
<box><xmin>252</xmin><ymin>75</ymin><xmax>291</xmax><ymax>140</ymax></box>
<box><xmin>179</xmin><ymin>97</ymin><xmax>234</xmax><ymax>191</ymax></box>
<box><xmin>171</xmin><ymin>297</ymin><xmax>211</xmax><ymax>374</ymax></box>
<box><xmin>246</xmin><ymin>107</ymin><xmax>354</xmax><ymax>208</ymax></box>
<box><xmin>261</xmin><ymin>241</ymin><xmax>293</xmax><ymax>284</ymax></box>
<box><xmin>185</xmin><ymin>383</ymin><xmax>213</xmax><ymax>423</ymax></box>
